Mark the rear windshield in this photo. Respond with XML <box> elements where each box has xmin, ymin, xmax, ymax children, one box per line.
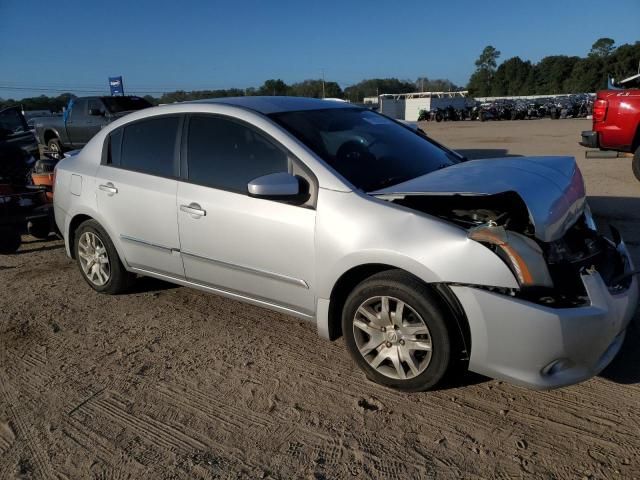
<box><xmin>102</xmin><ymin>96</ymin><xmax>152</xmax><ymax>114</ymax></box>
<box><xmin>269</xmin><ymin>108</ymin><xmax>459</xmax><ymax>191</ymax></box>
<box><xmin>0</xmin><ymin>108</ymin><xmax>29</xmax><ymax>136</ymax></box>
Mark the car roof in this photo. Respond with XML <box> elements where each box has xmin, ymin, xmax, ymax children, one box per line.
<box><xmin>188</xmin><ymin>96</ymin><xmax>357</xmax><ymax>114</ymax></box>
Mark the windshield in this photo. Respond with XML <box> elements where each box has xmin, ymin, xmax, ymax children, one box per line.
<box><xmin>102</xmin><ymin>96</ymin><xmax>152</xmax><ymax>114</ymax></box>
<box><xmin>270</xmin><ymin>108</ymin><xmax>460</xmax><ymax>191</ymax></box>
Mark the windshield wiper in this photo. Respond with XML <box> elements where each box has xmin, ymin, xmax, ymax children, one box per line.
<box><xmin>367</xmin><ymin>175</ymin><xmax>412</xmax><ymax>191</ymax></box>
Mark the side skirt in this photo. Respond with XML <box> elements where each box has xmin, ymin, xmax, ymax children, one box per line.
<box><xmin>129</xmin><ymin>267</ymin><xmax>316</xmax><ymax>323</ymax></box>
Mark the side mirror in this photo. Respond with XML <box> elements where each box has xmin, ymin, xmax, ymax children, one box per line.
<box><xmin>89</xmin><ymin>108</ymin><xmax>104</xmax><ymax>116</ymax></box>
<box><xmin>248</xmin><ymin>172</ymin><xmax>300</xmax><ymax>198</ymax></box>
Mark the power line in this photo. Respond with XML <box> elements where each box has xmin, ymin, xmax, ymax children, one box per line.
<box><xmin>0</xmin><ymin>85</ymin><xmax>108</xmax><ymax>93</ymax></box>
<box><xmin>0</xmin><ymin>85</ymin><xmax>172</xmax><ymax>95</ymax></box>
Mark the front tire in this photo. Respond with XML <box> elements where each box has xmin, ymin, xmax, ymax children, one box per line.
<box><xmin>74</xmin><ymin>220</ymin><xmax>133</xmax><ymax>294</ymax></box>
<box><xmin>633</xmin><ymin>146</ymin><xmax>640</xmax><ymax>182</ymax></box>
<box><xmin>342</xmin><ymin>270</ymin><xmax>452</xmax><ymax>391</ymax></box>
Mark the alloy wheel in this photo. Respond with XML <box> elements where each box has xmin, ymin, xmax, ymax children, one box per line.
<box><xmin>48</xmin><ymin>142</ymin><xmax>61</xmax><ymax>159</ymax></box>
<box><xmin>353</xmin><ymin>295</ymin><xmax>433</xmax><ymax>380</ymax></box>
<box><xmin>77</xmin><ymin>232</ymin><xmax>111</xmax><ymax>286</ymax></box>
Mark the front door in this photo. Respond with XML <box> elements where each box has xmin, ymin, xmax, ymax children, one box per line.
<box><xmin>85</xmin><ymin>98</ymin><xmax>108</xmax><ymax>141</ymax></box>
<box><xmin>177</xmin><ymin>114</ymin><xmax>316</xmax><ymax>315</ymax></box>
<box><xmin>65</xmin><ymin>98</ymin><xmax>88</xmax><ymax>147</ymax></box>
<box><xmin>96</xmin><ymin>115</ymin><xmax>184</xmax><ymax>278</ymax></box>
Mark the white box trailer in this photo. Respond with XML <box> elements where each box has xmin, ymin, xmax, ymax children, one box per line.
<box><xmin>378</xmin><ymin>96</ymin><xmax>405</xmax><ymax>119</ymax></box>
<box><xmin>379</xmin><ymin>91</ymin><xmax>469</xmax><ymax>121</ymax></box>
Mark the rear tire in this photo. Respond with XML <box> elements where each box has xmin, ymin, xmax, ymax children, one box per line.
<box><xmin>633</xmin><ymin>146</ymin><xmax>640</xmax><ymax>182</ymax></box>
<box><xmin>0</xmin><ymin>226</ymin><xmax>21</xmax><ymax>254</ymax></box>
<box><xmin>74</xmin><ymin>220</ymin><xmax>134</xmax><ymax>294</ymax></box>
<box><xmin>28</xmin><ymin>219</ymin><xmax>51</xmax><ymax>239</ymax></box>
<box><xmin>342</xmin><ymin>270</ymin><xmax>453</xmax><ymax>392</ymax></box>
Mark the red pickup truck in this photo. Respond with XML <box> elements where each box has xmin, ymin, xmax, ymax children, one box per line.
<box><xmin>580</xmin><ymin>88</ymin><xmax>640</xmax><ymax>180</ymax></box>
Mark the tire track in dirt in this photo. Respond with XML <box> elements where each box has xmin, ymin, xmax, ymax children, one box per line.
<box><xmin>0</xmin><ymin>420</ymin><xmax>16</xmax><ymax>454</ymax></box>
<box><xmin>62</xmin><ymin>416</ymin><xmax>118</xmax><ymax>464</ymax></box>
<box><xmin>156</xmin><ymin>379</ymin><xmax>435</xmax><ymax>478</ymax></box>
<box><xmin>0</xmin><ymin>372</ymin><xmax>54</xmax><ymax>479</ymax></box>
<box><xmin>2</xmin><ymin>202</ymin><xmax>640</xmax><ymax>479</ymax></box>
<box><xmin>79</xmin><ymin>392</ymin><xmax>208</xmax><ymax>454</ymax></box>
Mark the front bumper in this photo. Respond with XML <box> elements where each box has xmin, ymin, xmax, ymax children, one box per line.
<box><xmin>452</xmin><ymin>241</ymin><xmax>638</xmax><ymax>389</ymax></box>
<box><xmin>580</xmin><ymin>130</ymin><xmax>599</xmax><ymax>148</ymax></box>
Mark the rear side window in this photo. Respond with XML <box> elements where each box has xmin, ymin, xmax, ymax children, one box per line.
<box><xmin>186</xmin><ymin>115</ymin><xmax>288</xmax><ymax>192</ymax></box>
<box><xmin>107</xmin><ymin>128</ymin><xmax>123</xmax><ymax>166</ymax></box>
<box><xmin>118</xmin><ymin>116</ymin><xmax>179</xmax><ymax>177</ymax></box>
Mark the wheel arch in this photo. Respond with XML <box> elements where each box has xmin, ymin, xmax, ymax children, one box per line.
<box><xmin>67</xmin><ymin>213</ymin><xmax>93</xmax><ymax>259</ymax></box>
<box><xmin>324</xmin><ymin>264</ymin><xmax>471</xmax><ymax>360</ymax></box>
<box><xmin>632</xmin><ymin>122</ymin><xmax>640</xmax><ymax>152</ymax></box>
<box><xmin>43</xmin><ymin>129</ymin><xmax>60</xmax><ymax>145</ymax></box>
<box><xmin>66</xmin><ymin>212</ymin><xmax>129</xmax><ymax>272</ymax></box>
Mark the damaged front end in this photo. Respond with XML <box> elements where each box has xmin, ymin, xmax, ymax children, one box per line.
<box><xmin>370</xmin><ymin>155</ymin><xmax>632</xmax><ymax>306</ymax></box>
<box><xmin>386</xmin><ymin>192</ymin><xmax>630</xmax><ymax>306</ymax></box>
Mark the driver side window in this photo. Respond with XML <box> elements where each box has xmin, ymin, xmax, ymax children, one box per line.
<box><xmin>185</xmin><ymin>115</ymin><xmax>288</xmax><ymax>193</ymax></box>
<box><xmin>69</xmin><ymin>98</ymin><xmax>88</xmax><ymax>120</ymax></box>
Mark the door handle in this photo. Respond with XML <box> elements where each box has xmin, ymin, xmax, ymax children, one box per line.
<box><xmin>180</xmin><ymin>203</ymin><xmax>206</xmax><ymax>217</ymax></box>
<box><xmin>99</xmin><ymin>183</ymin><xmax>118</xmax><ymax>195</ymax></box>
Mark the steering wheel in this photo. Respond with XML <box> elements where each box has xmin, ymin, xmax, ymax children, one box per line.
<box><xmin>335</xmin><ymin>139</ymin><xmax>376</xmax><ymax>164</ymax></box>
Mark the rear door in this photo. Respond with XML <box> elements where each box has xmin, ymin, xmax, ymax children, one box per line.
<box><xmin>177</xmin><ymin>114</ymin><xmax>316</xmax><ymax>315</ymax></box>
<box><xmin>95</xmin><ymin>115</ymin><xmax>184</xmax><ymax>278</ymax></box>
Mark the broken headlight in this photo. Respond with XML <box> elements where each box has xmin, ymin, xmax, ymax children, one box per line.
<box><xmin>468</xmin><ymin>224</ymin><xmax>553</xmax><ymax>288</ymax></box>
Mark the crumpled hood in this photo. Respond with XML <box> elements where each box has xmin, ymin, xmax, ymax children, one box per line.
<box><xmin>370</xmin><ymin>156</ymin><xmax>586</xmax><ymax>242</ymax></box>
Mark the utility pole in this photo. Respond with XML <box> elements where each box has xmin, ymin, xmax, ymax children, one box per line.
<box><xmin>322</xmin><ymin>69</ymin><xmax>325</xmax><ymax>99</ymax></box>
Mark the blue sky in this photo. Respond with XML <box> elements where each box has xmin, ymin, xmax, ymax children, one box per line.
<box><xmin>1</xmin><ymin>0</ymin><xmax>638</xmax><ymax>99</ymax></box>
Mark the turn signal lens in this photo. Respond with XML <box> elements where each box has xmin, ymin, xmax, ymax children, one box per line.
<box><xmin>469</xmin><ymin>225</ymin><xmax>540</xmax><ymax>287</ymax></box>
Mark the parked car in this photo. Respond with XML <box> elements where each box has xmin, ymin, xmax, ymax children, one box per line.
<box><xmin>580</xmin><ymin>88</ymin><xmax>640</xmax><ymax>180</ymax></box>
<box><xmin>0</xmin><ymin>107</ymin><xmax>54</xmax><ymax>250</ymax></box>
<box><xmin>53</xmin><ymin>97</ymin><xmax>637</xmax><ymax>391</ymax></box>
<box><xmin>0</xmin><ymin>186</ymin><xmax>52</xmax><ymax>252</ymax></box>
<box><xmin>33</xmin><ymin>95</ymin><xmax>152</xmax><ymax>158</ymax></box>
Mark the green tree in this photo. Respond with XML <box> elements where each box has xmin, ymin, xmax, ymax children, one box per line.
<box><xmin>257</xmin><ymin>79</ymin><xmax>289</xmax><ymax>96</ymax></box>
<box><xmin>415</xmin><ymin>77</ymin><xmax>459</xmax><ymax>92</ymax></box>
<box><xmin>606</xmin><ymin>41</ymin><xmax>640</xmax><ymax>84</ymax></box>
<box><xmin>1</xmin><ymin>93</ymin><xmax>76</xmax><ymax>112</ymax></box>
<box><xmin>467</xmin><ymin>45</ymin><xmax>501</xmax><ymax>96</ymax></box>
<box><xmin>288</xmin><ymin>79</ymin><xmax>343</xmax><ymax>98</ymax></box>
<box><xmin>589</xmin><ymin>37</ymin><xmax>616</xmax><ymax>58</ymax></box>
<box><xmin>143</xmin><ymin>95</ymin><xmax>158</xmax><ymax>105</ymax></box>
<box><xmin>490</xmin><ymin>57</ymin><xmax>533</xmax><ymax>96</ymax></box>
<box><xmin>475</xmin><ymin>45</ymin><xmax>501</xmax><ymax>70</ymax></box>
<box><xmin>343</xmin><ymin>78</ymin><xmax>415</xmax><ymax>102</ymax></box>
<box><xmin>564</xmin><ymin>56</ymin><xmax>606</xmax><ymax>92</ymax></box>
<box><xmin>533</xmin><ymin>55</ymin><xmax>580</xmax><ymax>94</ymax></box>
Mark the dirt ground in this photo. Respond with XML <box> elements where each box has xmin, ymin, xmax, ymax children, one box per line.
<box><xmin>1</xmin><ymin>119</ymin><xmax>639</xmax><ymax>479</ymax></box>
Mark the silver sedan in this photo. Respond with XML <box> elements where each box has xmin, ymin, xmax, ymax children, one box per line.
<box><xmin>53</xmin><ymin>97</ymin><xmax>638</xmax><ymax>391</ymax></box>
